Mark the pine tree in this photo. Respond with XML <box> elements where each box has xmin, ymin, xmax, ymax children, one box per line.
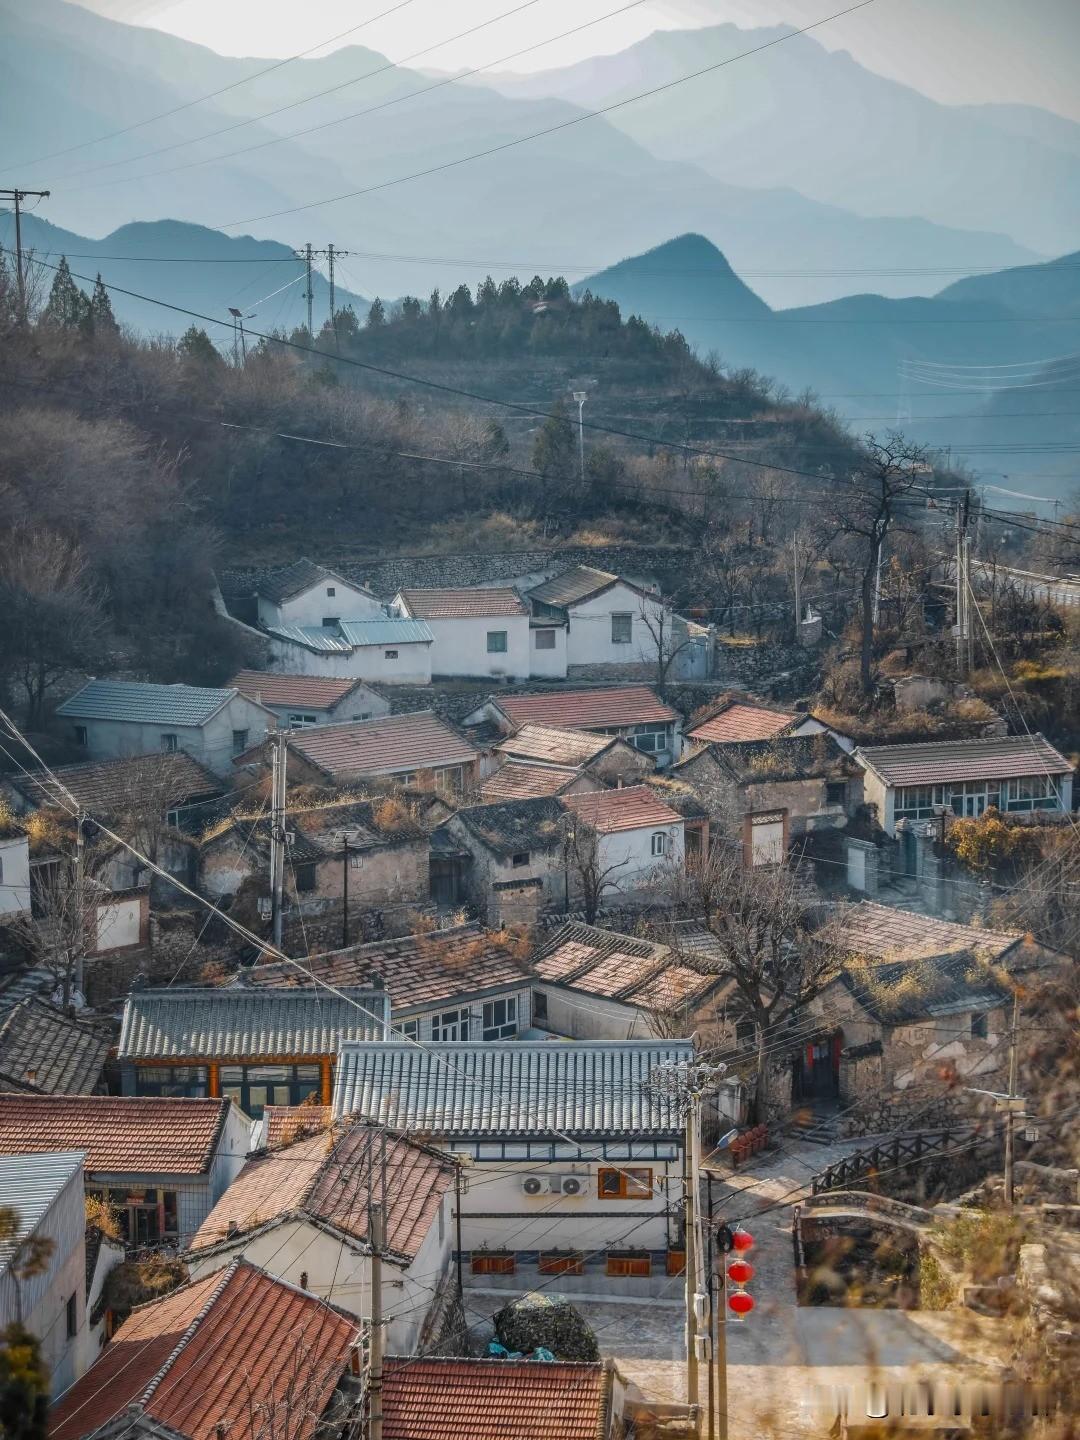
<box><xmin>366</xmin><ymin>297</ymin><xmax>386</xmax><ymax>328</ymax></box>
<box><xmin>41</xmin><ymin>257</ymin><xmax>90</xmax><ymax>331</ymax></box>
<box><xmin>177</xmin><ymin>325</ymin><xmax>222</xmax><ymax>368</ymax></box>
<box><xmin>89</xmin><ymin>274</ymin><xmax>118</xmax><ymax>335</ymax></box>
<box><xmin>531</xmin><ymin>396</ymin><xmax>577</xmax><ymax>481</ymax></box>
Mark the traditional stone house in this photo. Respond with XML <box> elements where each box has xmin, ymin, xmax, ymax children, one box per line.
<box><xmin>686</xmin><ymin>695</ymin><xmax>855</xmax><ymax>752</ymax></box>
<box><xmin>466</xmin><ymin>685</ymin><xmax>681</xmax><ymax>766</ymax></box>
<box><xmin>198</xmin><ymin>798</ymin><xmax>429</xmax><ymax>917</ymax></box>
<box><xmin>433</xmin><ymin>797</ymin><xmax>567</xmax><ymax>923</ymax></box>
<box><xmin>333</xmin><ymin>1038</ymin><xmax>692</xmax><ymax>1297</ymax></box>
<box><xmin>228</xmin><ymin>670</ymin><xmax>389</xmax><ymax>728</ymax></box>
<box><xmin>0</xmin><ymin>1094</ymin><xmax>252</xmax><ymax>1245</ymax></box>
<box><xmin>391</xmin><ymin>587</ymin><xmax>535</xmax><ymax>681</ymax></box>
<box><xmin>265</xmin><ymin>616</ymin><xmax>435</xmax><ymax>684</ymax></box>
<box><xmin>494</xmin><ymin>723</ymin><xmax>654</xmax><ymax>786</ymax></box>
<box><xmin>244</xmin><ymin>923</ymin><xmax>534</xmax><ymax>1046</ymax></box>
<box><xmin>56</xmin><ymin>680</ymin><xmax>275</xmax><ymax>780</ymax></box>
<box><xmin>185</xmin><ymin>1122</ymin><xmax>458</xmax><ymax>1353</ymax></box>
<box><xmin>252</xmin><ymin>556</ymin><xmax>383</xmax><ymax>629</ymax></box>
<box><xmin>117</xmin><ymin>985</ymin><xmax>389</xmax><ymax>1117</ymax></box>
<box><xmin>855</xmin><ymin>734</ymin><xmax>1074</xmax><ymax>836</ymax></box>
<box><xmin>561</xmin><ymin>785</ymin><xmax>686</xmax><ymax>897</ymax></box>
<box><xmin>278</xmin><ymin>711</ymin><xmax>480</xmax><ymax>794</ymax></box>
<box><xmin>672</xmin><ymin>734</ymin><xmax>861</xmax><ymax>866</ymax></box>
<box><xmin>479</xmin><ymin>761</ymin><xmax>603</xmax><ymax>803</ymax></box>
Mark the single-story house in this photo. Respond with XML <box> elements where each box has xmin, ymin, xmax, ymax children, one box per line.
<box><xmin>185</xmin><ymin>1121</ymin><xmax>458</xmax><ymax>1352</ymax></box>
<box><xmin>0</xmin><ymin>998</ymin><xmax>110</xmax><ymax>1094</ymax></box>
<box><xmin>831</xmin><ymin>900</ymin><xmax>1060</xmax><ymax>977</ymax></box>
<box><xmin>673</xmin><ymin>734</ymin><xmax>861</xmax><ymax>865</ymax></box>
<box><xmin>531</xmin><ymin>921</ymin><xmax>737</xmax><ymax>1047</ymax></box>
<box><xmin>49</xmin><ymin>1258</ymin><xmax>359</xmax><ymax>1440</ymax></box>
<box><xmin>117</xmin><ymin>984</ymin><xmax>389</xmax><ymax>1117</ymax></box>
<box><xmin>244</xmin><ymin>923</ymin><xmax>535</xmax><ymax>1046</ymax></box>
<box><xmin>265</xmin><ymin>616</ymin><xmax>435</xmax><ymax>684</ymax></box>
<box><xmin>432</xmin><ymin>797</ymin><xmax>568</xmax><ymax>923</ymax></box>
<box><xmin>495</xmin><ymin>722</ymin><xmax>654</xmax><ymax>786</ymax></box>
<box><xmin>0</xmin><ymin>1150</ymin><xmax>87</xmax><ymax>1397</ymax></box>
<box><xmin>465</xmin><ymin>685</ymin><xmax>682</xmax><ymax>766</ymax></box>
<box><xmin>0</xmin><ymin>1093</ymin><xmax>252</xmax><ymax>1244</ymax></box>
<box><xmin>56</xmin><ymin>680</ymin><xmax>275</xmax><ymax>779</ymax></box>
<box><xmin>855</xmin><ymin>733</ymin><xmax>1074</xmax><ymax>835</ymax></box>
<box><xmin>198</xmin><ymin>798</ymin><xmax>429</xmax><ymax>915</ymax></box>
<box><xmin>479</xmin><ymin>761</ymin><xmax>602</xmax><ymax>803</ymax></box>
<box><xmin>333</xmin><ymin>1038</ymin><xmax>692</xmax><ymax>1296</ymax></box>
<box><xmin>685</xmin><ymin>695</ymin><xmax>855</xmax><ymax>751</ymax></box>
<box><xmin>391</xmin><ymin>587</ymin><xmax>534</xmax><ymax>681</ymax></box>
<box><xmin>228</xmin><ymin>669</ymin><xmax>389</xmax><ymax>728</ymax></box>
<box><xmin>277</xmin><ymin>711</ymin><xmax>480</xmax><ymax>794</ymax></box>
<box><xmin>561</xmin><ymin>785</ymin><xmax>686</xmax><ymax>896</ymax></box>
<box><xmin>381</xmin><ymin>1357</ymin><xmax>627</xmax><ymax>1440</ymax></box>
<box><xmin>2</xmin><ymin>751</ymin><xmax>224</xmax><ymax>834</ymax></box>
<box><xmin>252</xmin><ymin>555</ymin><xmax>384</xmax><ymax>629</ymax></box>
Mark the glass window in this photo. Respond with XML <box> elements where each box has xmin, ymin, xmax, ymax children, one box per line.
<box><xmin>894</xmin><ymin>785</ymin><xmax>936</xmax><ymax>819</ymax></box>
<box><xmin>482</xmin><ymin>997</ymin><xmax>517</xmax><ymax>1041</ymax></box>
<box><xmin>135</xmin><ymin>1065</ymin><xmax>208</xmax><ymax>1098</ymax></box>
<box><xmin>435</xmin><ymin>767</ymin><xmax>464</xmax><ymax>795</ymax></box>
<box><xmin>66</xmin><ymin>1294</ymin><xmax>77</xmax><ymax>1338</ymax></box>
<box><xmin>532</xmin><ymin>991</ymin><xmax>548</xmax><ymax>1024</ymax></box>
<box><xmin>534</xmin><ymin>629</ymin><xmax>556</xmax><ymax>650</ymax></box>
<box><xmin>160</xmin><ymin>733</ymin><xmax>178</xmax><ymax>753</ymax></box>
<box><xmin>322</xmin><ymin>616</ymin><xmax>339</xmax><ymax>628</ymax></box>
<box><xmin>487</xmin><ymin>630</ymin><xmax>508</xmax><ymax>653</ymax></box>
<box><xmin>288</xmin><ymin>713</ymin><xmax>319</xmax><ymax>728</ymax></box>
<box><xmin>398</xmin><ymin>1019</ymin><xmax>419</xmax><ymax>1041</ymax></box>
<box><xmin>825</xmin><ymin>781</ymin><xmax>846</xmax><ymax>806</ymax></box>
<box><xmin>651</xmin><ymin>832</ymin><xmax>667</xmax><ymax>857</ymax></box>
<box><xmin>611</xmin><ymin>613</ymin><xmax>633</xmax><ymax>644</ymax></box>
<box><xmin>598</xmin><ymin>1167</ymin><xmax>652</xmax><ymax>1199</ymax></box>
<box><xmin>511</xmin><ymin>851</ymin><xmax>530</xmax><ymax>868</ymax></box>
<box><xmin>326</xmin><ymin>586</ymin><xmax>336</xmax><ymax>597</ymax></box>
<box><xmin>232</xmin><ymin>729</ymin><xmax>248</xmax><ymax>756</ymax></box>
<box><xmin>432</xmin><ymin>1009</ymin><xmax>469</xmax><ymax>1041</ymax></box>
<box><xmin>385</xmin><ymin>650</ymin><xmax>399</xmax><ymax>660</ymax></box>
<box><xmin>294</xmin><ymin>862</ymin><xmax>317</xmax><ymax>892</ymax></box>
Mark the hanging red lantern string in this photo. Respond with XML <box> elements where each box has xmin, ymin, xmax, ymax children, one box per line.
<box><xmin>728</xmin><ymin>1290</ymin><xmax>755</xmax><ymax>1317</ymax></box>
<box><xmin>731</xmin><ymin>1228</ymin><xmax>754</xmax><ymax>1253</ymax></box>
<box><xmin>727</xmin><ymin>1259</ymin><xmax>754</xmax><ymax>1286</ymax></box>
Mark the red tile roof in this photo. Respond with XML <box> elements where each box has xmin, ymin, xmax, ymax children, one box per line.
<box><xmin>534</xmin><ymin>922</ymin><xmax>721</xmax><ymax>1010</ymax></box>
<box><xmin>382</xmin><ymin>1358</ymin><xmax>610</xmax><ymax>1440</ymax></box>
<box><xmin>229</xmin><ymin>670</ymin><xmax>371</xmax><ymax>710</ymax></box>
<box><xmin>10</xmin><ymin>752</ymin><xmax>222</xmax><ymax>813</ymax></box>
<box><xmin>247</xmin><ymin>925</ymin><xmax>531</xmax><ymax>1013</ymax></box>
<box><xmin>497</xmin><ymin>723</ymin><xmax>613</xmax><ymax>767</ymax></box>
<box><xmin>286</xmin><ymin>711</ymin><xmax>477</xmax><ymax>779</ymax></box>
<box><xmin>263</xmin><ymin>1104</ymin><xmax>332</xmax><ymax>1149</ymax></box>
<box><xmin>481</xmin><ymin>763</ymin><xmax>580</xmax><ymax>801</ymax></box>
<box><xmin>496</xmin><ymin>685</ymin><xmax>677</xmax><ymax>731</ymax></box>
<box><xmin>189</xmin><ymin>1122</ymin><xmax>456</xmax><ymax>1261</ymax></box>
<box><xmin>49</xmin><ymin>1260</ymin><xmax>356</xmax><ymax>1440</ymax></box>
<box><xmin>561</xmin><ymin>785</ymin><xmax>683</xmax><ymax>834</ymax></box>
<box><xmin>398</xmin><ymin>587</ymin><xmax>527</xmax><ymax>618</ymax></box>
<box><xmin>0</xmin><ymin>1095</ymin><xmax>233</xmax><ymax>1175</ymax></box>
<box><xmin>687</xmin><ymin>699</ymin><xmax>795</xmax><ymax>744</ymax></box>
<box><xmin>856</xmin><ymin>733</ymin><xmax>1072</xmax><ymax>787</ymax></box>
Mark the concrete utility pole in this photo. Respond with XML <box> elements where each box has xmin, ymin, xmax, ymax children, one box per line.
<box><xmin>572</xmin><ymin>390</ymin><xmax>587</xmax><ymax>487</ymax></box>
<box><xmin>1</xmin><ymin>189</ymin><xmax>50</xmax><ymax>322</ymax></box>
<box><xmin>270</xmin><ymin>731</ymin><xmax>287</xmax><ymax>949</ymax></box>
<box><xmin>792</xmin><ymin>534</ymin><xmax>801</xmax><ymax>631</ymax></box>
<box><xmin>1004</xmin><ymin>990</ymin><xmax>1021</xmax><ymax>1207</ymax></box>
<box><xmin>684</xmin><ymin>1104</ymin><xmax>699</xmax><ymax>1409</ymax></box>
<box><xmin>301</xmin><ymin>242</ymin><xmax>314</xmax><ymax>337</ymax></box>
<box><xmin>955</xmin><ymin>492</ymin><xmax>972</xmax><ymax>677</ymax></box>
<box><xmin>72</xmin><ymin>809</ymin><xmax>86</xmax><ymax>1010</ymax></box>
<box><xmin>368</xmin><ymin>1200</ymin><xmax>385</xmax><ymax>1440</ymax></box>
<box><xmin>342</xmin><ymin>838</ymin><xmax>350</xmax><ymax>949</ymax></box>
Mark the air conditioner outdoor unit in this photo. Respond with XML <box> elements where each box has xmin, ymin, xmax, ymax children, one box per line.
<box><xmin>521</xmin><ymin>1175</ymin><xmax>551</xmax><ymax>1196</ymax></box>
<box><xmin>556</xmin><ymin>1175</ymin><xmax>588</xmax><ymax>1197</ymax></box>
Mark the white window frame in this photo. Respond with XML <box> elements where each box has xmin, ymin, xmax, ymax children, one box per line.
<box><xmin>651</xmin><ymin>831</ymin><xmax>667</xmax><ymax>857</ymax></box>
<box><xmin>432</xmin><ymin>1008</ymin><xmax>469</xmax><ymax>1042</ymax></box>
<box><xmin>288</xmin><ymin>712</ymin><xmax>319</xmax><ymax>729</ymax></box>
<box><xmin>482</xmin><ymin>996</ymin><xmax>518</xmax><ymax>1041</ymax></box>
<box><xmin>534</xmin><ymin>628</ymin><xmax>556</xmax><ymax>650</ymax></box>
<box><xmin>399</xmin><ymin>1019</ymin><xmax>419</xmax><ymax>1041</ymax></box>
<box><xmin>611</xmin><ymin>612</ymin><xmax>633</xmax><ymax>644</ymax></box>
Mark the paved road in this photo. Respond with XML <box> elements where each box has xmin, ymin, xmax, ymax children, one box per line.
<box><xmin>580</xmin><ymin>1138</ymin><xmax>1013</xmax><ymax>1438</ymax></box>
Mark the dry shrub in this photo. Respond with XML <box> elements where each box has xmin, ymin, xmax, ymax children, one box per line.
<box><xmin>85</xmin><ymin>1193</ymin><xmax>123</xmax><ymax>1241</ymax></box>
<box><xmin>373</xmin><ymin>795</ymin><xmax>420</xmax><ymax>834</ymax></box>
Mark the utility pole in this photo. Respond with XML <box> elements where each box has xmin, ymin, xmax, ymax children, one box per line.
<box><xmin>572</xmin><ymin>390</ymin><xmax>587</xmax><ymax>487</ymax></box>
<box><xmin>872</xmin><ymin>540</ymin><xmax>884</xmax><ymax>627</ymax></box>
<box><xmin>270</xmin><ymin>731</ymin><xmax>287</xmax><ymax>949</ymax></box>
<box><xmin>342</xmin><ymin>838</ymin><xmax>350</xmax><ymax>949</ymax></box>
<box><xmin>368</xmin><ymin>1200</ymin><xmax>385</xmax><ymax>1440</ymax></box>
<box><xmin>71</xmin><ymin>810</ymin><xmax>86</xmax><ymax>1011</ymax></box>
<box><xmin>1</xmin><ymin>189</ymin><xmax>50</xmax><ymax>323</ymax></box>
<box><xmin>302</xmin><ymin>242</ymin><xmax>314</xmax><ymax>338</ymax></box>
<box><xmin>1004</xmin><ymin>990</ymin><xmax>1020</xmax><ymax>1207</ymax></box>
<box><xmin>792</xmin><ymin>534</ymin><xmax>801</xmax><ymax>633</ymax></box>
<box><xmin>684</xmin><ymin>1103</ymin><xmax>699</xmax><ymax>1410</ymax></box>
<box><xmin>955</xmin><ymin>492</ymin><xmax>971</xmax><ymax>677</ymax></box>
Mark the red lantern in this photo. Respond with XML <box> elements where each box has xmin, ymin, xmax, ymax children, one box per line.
<box><xmin>728</xmin><ymin>1290</ymin><xmax>755</xmax><ymax>1316</ymax></box>
<box><xmin>731</xmin><ymin>1228</ymin><xmax>754</xmax><ymax>1253</ymax></box>
<box><xmin>727</xmin><ymin>1259</ymin><xmax>754</xmax><ymax>1286</ymax></box>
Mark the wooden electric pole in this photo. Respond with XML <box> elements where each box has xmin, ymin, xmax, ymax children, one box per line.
<box><xmin>1004</xmin><ymin>990</ymin><xmax>1021</xmax><ymax>1207</ymax></box>
<box><xmin>270</xmin><ymin>731</ymin><xmax>287</xmax><ymax>949</ymax></box>
<box><xmin>368</xmin><ymin>1200</ymin><xmax>385</xmax><ymax>1440</ymax></box>
<box><xmin>1</xmin><ymin>189</ymin><xmax>50</xmax><ymax>322</ymax></box>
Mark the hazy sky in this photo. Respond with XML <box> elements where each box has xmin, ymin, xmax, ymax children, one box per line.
<box><xmin>74</xmin><ymin>0</ymin><xmax>1080</xmax><ymax>121</ymax></box>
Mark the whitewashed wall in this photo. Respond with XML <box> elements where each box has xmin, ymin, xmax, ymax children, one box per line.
<box><xmin>527</xmin><ymin>624</ymin><xmax>568</xmax><ymax>679</ymax></box>
<box><xmin>393</xmin><ymin>611</ymin><xmax>532</xmax><ymax>682</ymax></box>
<box><xmin>67</xmin><ymin>695</ymin><xmax>271</xmax><ymax>778</ymax></box>
<box><xmin>266</xmin><ymin>636</ymin><xmax>432</xmax><ymax>685</ymax></box>
<box><xmin>258</xmin><ymin>581</ymin><xmax>384</xmax><ymax>630</ymax></box>
<box><xmin>597</xmin><ymin>821</ymin><xmax>684</xmax><ymax>894</ymax></box>
<box><xmin>0</xmin><ymin>835</ymin><xmax>31</xmax><ymax>917</ymax></box>
<box><xmin>564</xmin><ymin>584</ymin><xmax>669</xmax><ymax>667</ymax></box>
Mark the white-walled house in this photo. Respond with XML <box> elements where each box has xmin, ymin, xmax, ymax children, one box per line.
<box><xmin>561</xmin><ymin>786</ymin><xmax>685</xmax><ymax>896</ymax></box>
<box><xmin>185</xmin><ymin>1122</ymin><xmax>458</xmax><ymax>1353</ymax></box>
<box><xmin>0</xmin><ymin>1150</ymin><xmax>87</xmax><ymax>1396</ymax></box>
<box><xmin>265</xmin><ymin>618</ymin><xmax>434</xmax><ymax>685</ymax></box>
<box><xmin>391</xmin><ymin>588</ymin><xmax>534</xmax><ymax>681</ymax></box>
<box><xmin>855</xmin><ymin>734</ymin><xmax>1074</xmax><ymax>836</ymax></box>
<box><xmin>333</xmin><ymin>1039</ymin><xmax>692</xmax><ymax>1297</ymax></box>
<box><xmin>229</xmin><ymin>670</ymin><xmax>389</xmax><ymax>727</ymax></box>
<box><xmin>56</xmin><ymin>681</ymin><xmax>274</xmax><ymax>779</ymax></box>
<box><xmin>253</xmin><ymin>557</ymin><xmax>384</xmax><ymax>629</ymax></box>
<box><xmin>466</xmin><ymin>686</ymin><xmax>682</xmax><ymax>766</ymax></box>
<box><xmin>0</xmin><ymin>825</ymin><xmax>31</xmax><ymax>919</ymax></box>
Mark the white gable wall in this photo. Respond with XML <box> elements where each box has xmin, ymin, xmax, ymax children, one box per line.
<box><xmin>565</xmin><ymin>583</ymin><xmax>670</xmax><ymax>668</ymax></box>
<box><xmin>402</xmin><ymin>613</ymin><xmax>532</xmax><ymax>682</ymax></box>
<box><xmin>258</xmin><ymin>579</ymin><xmax>384</xmax><ymax>630</ymax></box>
<box><xmin>596</xmin><ymin>820</ymin><xmax>684</xmax><ymax>894</ymax></box>
<box><xmin>266</xmin><ymin>636</ymin><xmax>432</xmax><ymax>685</ymax></box>
<box><xmin>66</xmin><ymin>694</ymin><xmax>272</xmax><ymax>779</ymax></box>
<box><xmin>0</xmin><ymin>835</ymin><xmax>31</xmax><ymax>917</ymax></box>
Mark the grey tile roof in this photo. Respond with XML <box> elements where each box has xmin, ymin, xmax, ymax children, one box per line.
<box><xmin>704</xmin><ymin>734</ymin><xmax>857</xmax><ymax>783</ymax></box>
<box><xmin>10</xmin><ymin>753</ymin><xmax>223</xmax><ymax>814</ymax></box>
<box><xmin>856</xmin><ymin>733</ymin><xmax>1072</xmax><ymax>787</ymax></box>
<box><xmin>0</xmin><ymin>969</ymin><xmax>54</xmax><ymax>1017</ymax></box>
<box><xmin>56</xmin><ymin>680</ymin><xmax>238</xmax><ymax>727</ymax></box>
<box><xmin>527</xmin><ymin>566</ymin><xmax>619</xmax><ymax>608</ymax></box>
<box><xmin>0</xmin><ymin>1151</ymin><xmax>84</xmax><ymax>1274</ymax></box>
<box><xmin>118</xmin><ymin>986</ymin><xmax>389</xmax><ymax>1060</ymax></box>
<box><xmin>0</xmin><ymin>999</ymin><xmax>110</xmax><ymax>1094</ymax></box>
<box><xmin>451</xmin><ymin>796</ymin><xmax>566</xmax><ymax>856</ymax></box>
<box><xmin>255</xmin><ymin>558</ymin><xmax>375</xmax><ymax>605</ymax></box>
<box><xmin>332</xmin><ymin>1039</ymin><xmax>692</xmax><ymax>1137</ymax></box>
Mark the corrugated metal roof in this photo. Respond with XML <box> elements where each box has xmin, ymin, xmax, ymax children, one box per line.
<box><xmin>856</xmin><ymin>734</ymin><xmax>1073</xmax><ymax>786</ymax></box>
<box><xmin>230</xmin><ymin>671</ymin><xmax>368</xmax><ymax>709</ymax></box>
<box><xmin>0</xmin><ymin>1150</ymin><xmax>84</xmax><ymax>1273</ymax></box>
<box><xmin>338</xmin><ymin>618</ymin><xmax>434</xmax><ymax>646</ymax></box>
<box><xmin>496</xmin><ymin>686</ymin><xmax>677</xmax><ymax>730</ymax></box>
<box><xmin>397</xmin><ymin>587</ymin><xmax>527</xmax><ymax>619</ymax></box>
<box><xmin>287</xmin><ymin>712</ymin><xmax>478</xmax><ymax>779</ymax></box>
<box><xmin>266</xmin><ymin>624</ymin><xmax>354</xmax><ymax>653</ymax></box>
<box><xmin>332</xmin><ymin>1039</ymin><xmax>692</xmax><ymax>1136</ymax></box>
<box><xmin>561</xmin><ymin>785</ymin><xmax>683</xmax><ymax>834</ymax></box>
<box><xmin>118</xmin><ymin>986</ymin><xmax>388</xmax><ymax>1060</ymax></box>
<box><xmin>56</xmin><ymin>680</ymin><xmax>238</xmax><ymax>726</ymax></box>
<box><xmin>497</xmin><ymin>723</ymin><xmax>611</xmax><ymax>767</ymax></box>
<box><xmin>527</xmin><ymin>565</ymin><xmax>619</xmax><ymax>608</ymax></box>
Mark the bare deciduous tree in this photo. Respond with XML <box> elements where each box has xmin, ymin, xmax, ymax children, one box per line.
<box><xmin>636</xmin><ymin>594</ymin><xmax>694</xmax><ymax>698</ymax></box>
<box><xmin>561</xmin><ymin>816</ymin><xmax>629</xmax><ymax>924</ymax></box>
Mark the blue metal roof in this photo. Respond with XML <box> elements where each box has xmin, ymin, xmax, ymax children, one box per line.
<box><xmin>332</xmin><ymin>1039</ymin><xmax>692</xmax><ymax>1137</ymax></box>
<box><xmin>56</xmin><ymin>680</ymin><xmax>237</xmax><ymax>726</ymax></box>
<box><xmin>337</xmin><ymin>618</ymin><xmax>433</xmax><ymax>646</ymax></box>
<box><xmin>267</xmin><ymin>624</ymin><xmax>354</xmax><ymax>653</ymax></box>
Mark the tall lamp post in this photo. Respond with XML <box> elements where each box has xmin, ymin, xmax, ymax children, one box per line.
<box><xmin>572</xmin><ymin>389</ymin><xmax>587</xmax><ymax>486</ymax></box>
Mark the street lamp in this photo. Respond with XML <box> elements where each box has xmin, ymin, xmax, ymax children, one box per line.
<box><xmin>228</xmin><ymin>307</ymin><xmax>256</xmax><ymax>365</ymax></box>
<box><xmin>571</xmin><ymin>389</ymin><xmax>587</xmax><ymax>486</ymax></box>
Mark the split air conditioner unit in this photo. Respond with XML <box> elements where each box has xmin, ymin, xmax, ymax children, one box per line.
<box><xmin>556</xmin><ymin>1175</ymin><xmax>588</xmax><ymax>1197</ymax></box>
<box><xmin>521</xmin><ymin>1175</ymin><xmax>551</xmax><ymax>1196</ymax></box>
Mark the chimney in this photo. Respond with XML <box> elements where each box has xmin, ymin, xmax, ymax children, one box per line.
<box><xmin>226</xmin><ymin>1219</ymin><xmax>238</xmax><ymax>1238</ymax></box>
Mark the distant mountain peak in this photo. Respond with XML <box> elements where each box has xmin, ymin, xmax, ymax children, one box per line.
<box><xmin>576</xmin><ymin>233</ymin><xmax>771</xmax><ymax>319</ymax></box>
